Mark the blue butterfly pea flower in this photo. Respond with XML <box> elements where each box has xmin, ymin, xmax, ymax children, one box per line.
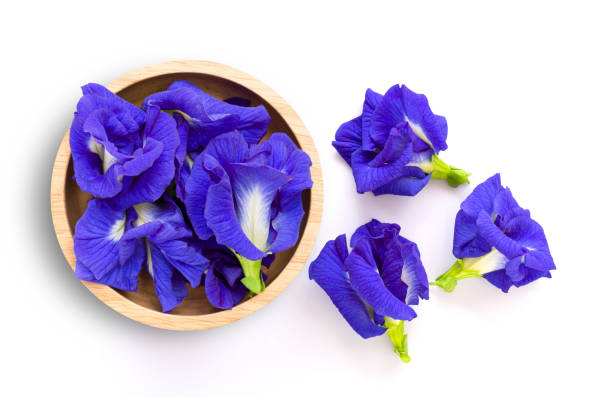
<box><xmin>74</xmin><ymin>195</ymin><xmax>208</xmax><ymax>313</ymax></box>
<box><xmin>333</xmin><ymin>85</ymin><xmax>470</xmax><ymax>196</ymax></box>
<box><xmin>184</xmin><ymin>131</ymin><xmax>312</xmax><ymax>294</ymax></box>
<box><xmin>69</xmin><ymin>84</ymin><xmax>179</xmax><ymax>209</ymax></box>
<box><xmin>309</xmin><ymin>219</ymin><xmax>429</xmax><ymax>363</ymax></box>
<box><xmin>143</xmin><ymin>81</ymin><xmax>271</xmax><ymax>202</ymax></box>
<box><xmin>432</xmin><ymin>174</ymin><xmax>556</xmax><ymax>293</ymax></box>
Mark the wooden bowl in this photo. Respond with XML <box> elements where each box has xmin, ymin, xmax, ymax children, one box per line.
<box><xmin>50</xmin><ymin>60</ymin><xmax>323</xmax><ymax>330</ymax></box>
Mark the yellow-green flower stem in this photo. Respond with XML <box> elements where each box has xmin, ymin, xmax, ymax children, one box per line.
<box><xmin>430</xmin><ymin>154</ymin><xmax>471</xmax><ymax>187</ymax></box>
<box><xmin>383</xmin><ymin>317</ymin><xmax>411</xmax><ymax>363</ymax></box>
<box><xmin>234</xmin><ymin>253</ymin><xmax>265</xmax><ymax>294</ymax></box>
<box><xmin>430</xmin><ymin>259</ymin><xmax>483</xmax><ymax>292</ymax></box>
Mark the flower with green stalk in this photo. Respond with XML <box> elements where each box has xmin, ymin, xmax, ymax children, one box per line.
<box><xmin>309</xmin><ymin>220</ymin><xmax>429</xmax><ymax>363</ymax></box>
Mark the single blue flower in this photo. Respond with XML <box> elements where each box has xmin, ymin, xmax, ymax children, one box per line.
<box><xmin>309</xmin><ymin>219</ymin><xmax>429</xmax><ymax>363</ymax></box>
<box><xmin>69</xmin><ymin>84</ymin><xmax>179</xmax><ymax>209</ymax></box>
<box><xmin>184</xmin><ymin>131</ymin><xmax>312</xmax><ymax>294</ymax></box>
<box><xmin>333</xmin><ymin>85</ymin><xmax>470</xmax><ymax>196</ymax></box>
<box><xmin>432</xmin><ymin>174</ymin><xmax>556</xmax><ymax>293</ymax></box>
<box><xmin>143</xmin><ymin>81</ymin><xmax>271</xmax><ymax>202</ymax></box>
<box><xmin>74</xmin><ymin>195</ymin><xmax>208</xmax><ymax>313</ymax></box>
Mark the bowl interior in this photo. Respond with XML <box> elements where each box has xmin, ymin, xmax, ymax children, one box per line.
<box><xmin>65</xmin><ymin>73</ymin><xmax>311</xmax><ymax>315</ymax></box>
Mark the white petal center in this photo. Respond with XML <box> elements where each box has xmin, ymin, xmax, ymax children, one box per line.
<box><xmin>236</xmin><ymin>183</ymin><xmax>270</xmax><ymax>251</ymax></box>
<box><xmin>463</xmin><ymin>248</ymin><xmax>508</xmax><ymax>275</ymax></box>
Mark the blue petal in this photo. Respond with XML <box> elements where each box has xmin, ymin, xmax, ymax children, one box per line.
<box><xmin>74</xmin><ymin>199</ymin><xmax>130</xmax><ymax>279</ymax></box>
<box><xmin>332</xmin><ymin>116</ymin><xmax>362</xmax><ymax>164</ymax></box>
<box><xmin>111</xmin><ymin>106</ymin><xmax>179</xmax><ymax>209</ymax></box>
<box><xmin>367</xmin><ymin>122</ymin><xmax>414</xmax><ymax>167</ymax></box>
<box><xmin>460</xmin><ymin>173</ymin><xmax>503</xmax><ymax>218</ymax></box>
<box><xmin>350</xmin><ymin>146</ymin><xmax>413</xmax><ymax>193</ymax></box>
<box><xmin>309</xmin><ymin>235</ymin><xmax>386</xmax><ymax>339</ymax></box>
<box><xmin>400</xmin><ymin>240</ymin><xmax>430</xmax><ymax>305</ymax></box>
<box><xmin>75</xmin><ymin>244</ymin><xmax>144</xmax><ymax>292</ymax></box>
<box><xmin>81</xmin><ymin>83</ymin><xmax>145</xmax><ymax>126</ymax></box>
<box><xmin>453</xmin><ymin>209</ymin><xmax>492</xmax><ymax>258</ymax></box>
<box><xmin>346</xmin><ymin>238</ymin><xmax>417</xmax><ymax>321</ymax></box>
<box><xmin>205</xmin><ymin>261</ymin><xmax>247</xmax><ymax>310</ymax></box>
<box><xmin>482</xmin><ymin>269</ymin><xmax>514</xmax><ymax>293</ymax></box>
<box><xmin>265</xmin><ymin>133</ymin><xmax>313</xmax><ymax>199</ymax></box>
<box><xmin>70</xmin><ymin>113</ymin><xmax>124</xmax><ymax>198</ymax></box>
<box><xmin>476</xmin><ymin>210</ymin><xmax>526</xmax><ymax>259</ymax></box>
<box><xmin>361</xmin><ymin>88</ymin><xmax>384</xmax><ymax>151</ymax></box>
<box><xmin>147</xmin><ymin>243</ymin><xmax>189</xmax><ymax>313</ymax></box>
<box><xmin>504</xmin><ymin>216</ymin><xmax>556</xmax><ymax>272</ymax></box>
<box><xmin>168</xmin><ymin>80</ymin><xmax>271</xmax><ymax>144</ymax></box>
<box><xmin>371</xmin><ymin>84</ymin><xmax>448</xmax><ymax>153</ymax></box>
<box><xmin>372</xmin><ymin>166</ymin><xmax>431</xmax><ymax>196</ymax></box>
<box><xmin>267</xmin><ymin>192</ymin><xmax>304</xmax><ymax>254</ymax></box>
<box><xmin>204</xmin><ymin>130</ymin><xmax>249</xmax><ymax>167</ymax></box>
<box><xmin>144</xmin><ymin>86</ymin><xmax>240</xmax><ymax>151</ymax></box>
<box><xmin>184</xmin><ymin>153</ymin><xmax>214</xmax><ymax>240</ymax></box>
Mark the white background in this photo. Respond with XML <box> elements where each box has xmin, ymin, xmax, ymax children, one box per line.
<box><xmin>2</xmin><ymin>1</ymin><xmax>610</xmax><ymax>406</ymax></box>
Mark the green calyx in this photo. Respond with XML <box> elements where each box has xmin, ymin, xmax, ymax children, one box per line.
<box><xmin>430</xmin><ymin>259</ymin><xmax>483</xmax><ymax>292</ymax></box>
<box><xmin>430</xmin><ymin>154</ymin><xmax>471</xmax><ymax>187</ymax></box>
<box><xmin>383</xmin><ymin>317</ymin><xmax>411</xmax><ymax>363</ymax></box>
<box><xmin>234</xmin><ymin>253</ymin><xmax>265</xmax><ymax>294</ymax></box>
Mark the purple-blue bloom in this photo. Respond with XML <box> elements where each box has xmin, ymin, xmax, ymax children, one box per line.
<box><xmin>70</xmin><ymin>84</ymin><xmax>179</xmax><ymax>209</ymax></box>
<box><xmin>432</xmin><ymin>174</ymin><xmax>555</xmax><ymax>293</ymax></box>
<box><xmin>74</xmin><ymin>195</ymin><xmax>208</xmax><ymax>312</ymax></box>
<box><xmin>143</xmin><ymin>81</ymin><xmax>271</xmax><ymax>202</ymax></box>
<box><xmin>309</xmin><ymin>219</ymin><xmax>429</xmax><ymax>362</ymax></box>
<box><xmin>184</xmin><ymin>131</ymin><xmax>312</xmax><ymax>294</ymax></box>
<box><xmin>333</xmin><ymin>85</ymin><xmax>469</xmax><ymax>196</ymax></box>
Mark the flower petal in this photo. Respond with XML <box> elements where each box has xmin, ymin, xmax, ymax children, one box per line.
<box><xmin>184</xmin><ymin>153</ymin><xmax>214</xmax><ymax>240</ymax></box>
<box><xmin>350</xmin><ymin>146</ymin><xmax>413</xmax><ymax>193</ymax></box>
<box><xmin>111</xmin><ymin>106</ymin><xmax>179</xmax><ymax>209</ymax></box>
<box><xmin>168</xmin><ymin>80</ymin><xmax>271</xmax><ymax>144</ymax></box>
<box><xmin>476</xmin><ymin>210</ymin><xmax>526</xmax><ymax>259</ymax></box>
<box><xmin>371</xmin><ymin>85</ymin><xmax>448</xmax><ymax>153</ymax></box>
<box><xmin>400</xmin><ymin>240</ymin><xmax>430</xmax><ymax>305</ymax></box>
<box><xmin>267</xmin><ymin>192</ymin><xmax>304</xmax><ymax>254</ymax></box>
<box><xmin>147</xmin><ymin>242</ymin><xmax>189</xmax><ymax>313</ymax></box>
<box><xmin>346</xmin><ymin>238</ymin><xmax>417</xmax><ymax>321</ymax></box>
<box><xmin>372</xmin><ymin>166</ymin><xmax>431</xmax><ymax>196</ymax></box>
<box><xmin>453</xmin><ymin>209</ymin><xmax>492</xmax><ymax>258</ymax></box>
<box><xmin>460</xmin><ymin>173</ymin><xmax>503</xmax><ymax>218</ymax></box>
<box><xmin>73</xmin><ymin>199</ymin><xmax>128</xmax><ymax>279</ymax></box>
<box><xmin>332</xmin><ymin>116</ymin><xmax>362</xmax><ymax>164</ymax></box>
<box><xmin>309</xmin><ymin>235</ymin><xmax>386</xmax><ymax>339</ymax></box>
<box><xmin>75</xmin><ymin>244</ymin><xmax>144</xmax><ymax>292</ymax></box>
<box><xmin>361</xmin><ymin>88</ymin><xmax>384</xmax><ymax>151</ymax></box>
<box><xmin>228</xmin><ymin>163</ymin><xmax>291</xmax><ymax>253</ymax></box>
<box><xmin>205</xmin><ymin>262</ymin><xmax>247</xmax><ymax>310</ymax></box>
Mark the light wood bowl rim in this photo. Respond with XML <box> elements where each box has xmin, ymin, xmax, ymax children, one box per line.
<box><xmin>50</xmin><ymin>60</ymin><xmax>323</xmax><ymax>331</ymax></box>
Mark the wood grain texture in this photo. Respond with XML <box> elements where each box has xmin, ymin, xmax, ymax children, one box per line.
<box><xmin>50</xmin><ymin>60</ymin><xmax>323</xmax><ymax>330</ymax></box>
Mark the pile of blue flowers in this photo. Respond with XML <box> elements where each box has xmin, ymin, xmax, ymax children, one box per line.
<box><xmin>70</xmin><ymin>82</ymin><xmax>312</xmax><ymax>312</ymax></box>
<box><xmin>310</xmin><ymin>85</ymin><xmax>555</xmax><ymax>363</ymax></box>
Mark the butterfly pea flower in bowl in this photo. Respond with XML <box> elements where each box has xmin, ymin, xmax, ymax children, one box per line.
<box><xmin>74</xmin><ymin>194</ymin><xmax>209</xmax><ymax>312</ymax></box>
<box><xmin>184</xmin><ymin>131</ymin><xmax>313</xmax><ymax>294</ymax></box>
<box><xmin>309</xmin><ymin>220</ymin><xmax>429</xmax><ymax>363</ymax></box>
<box><xmin>143</xmin><ymin>80</ymin><xmax>272</xmax><ymax>202</ymax></box>
<box><xmin>431</xmin><ymin>174</ymin><xmax>555</xmax><ymax>293</ymax></box>
<box><xmin>69</xmin><ymin>84</ymin><xmax>179</xmax><ymax>209</ymax></box>
<box><xmin>333</xmin><ymin>85</ymin><xmax>469</xmax><ymax>196</ymax></box>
